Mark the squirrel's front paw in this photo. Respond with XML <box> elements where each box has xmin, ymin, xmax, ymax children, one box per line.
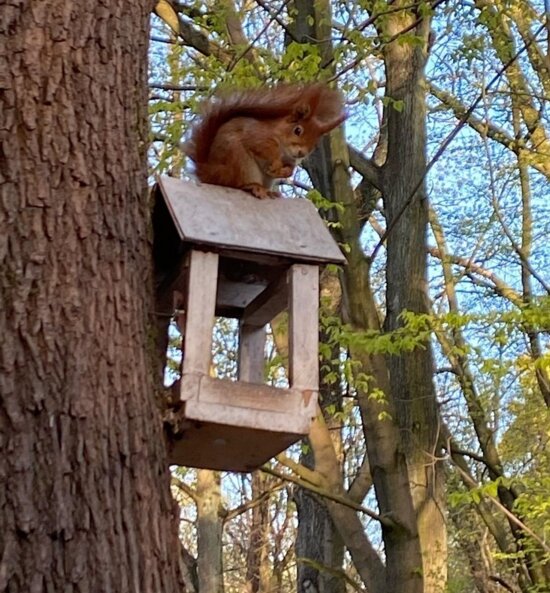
<box><xmin>241</xmin><ymin>183</ymin><xmax>271</xmax><ymax>199</ymax></box>
<box><xmin>267</xmin><ymin>164</ymin><xmax>294</xmax><ymax>178</ymax></box>
<box><xmin>278</xmin><ymin>165</ymin><xmax>294</xmax><ymax>178</ymax></box>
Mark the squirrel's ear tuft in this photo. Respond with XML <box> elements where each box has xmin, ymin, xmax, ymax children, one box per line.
<box><xmin>291</xmin><ymin>104</ymin><xmax>312</xmax><ymax>121</ymax></box>
<box><xmin>313</xmin><ymin>111</ymin><xmax>347</xmax><ymax>135</ymax></box>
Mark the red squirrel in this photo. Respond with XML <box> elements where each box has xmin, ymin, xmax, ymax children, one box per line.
<box><xmin>185</xmin><ymin>83</ymin><xmax>346</xmax><ymax>199</ymax></box>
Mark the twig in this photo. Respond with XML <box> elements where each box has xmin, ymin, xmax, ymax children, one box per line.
<box><xmin>149</xmin><ymin>83</ymin><xmax>208</xmax><ymax>92</ymax></box>
<box><xmin>227</xmin><ymin>0</ymin><xmax>292</xmax><ymax>72</ymax></box>
<box><xmin>453</xmin><ymin>463</ymin><xmax>550</xmax><ymax>554</ymax></box>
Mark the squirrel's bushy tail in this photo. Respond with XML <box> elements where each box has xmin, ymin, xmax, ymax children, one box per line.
<box><xmin>186</xmin><ymin>83</ymin><xmax>344</xmax><ymax>166</ymax></box>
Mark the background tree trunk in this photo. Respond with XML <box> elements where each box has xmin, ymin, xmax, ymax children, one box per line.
<box><xmin>293</xmin><ymin>2</ymin><xmax>429</xmax><ymax>592</ymax></box>
<box><xmin>287</xmin><ymin>7</ymin><xmax>349</xmax><ymax>592</ymax></box>
<box><xmin>245</xmin><ymin>472</ymin><xmax>271</xmax><ymax>593</ymax></box>
<box><xmin>197</xmin><ymin>470</ymin><xmax>224</xmax><ymax>593</ymax></box>
<box><xmin>0</xmin><ymin>2</ymin><xmax>184</xmax><ymax>591</ymax></box>
<box><xmin>294</xmin><ymin>453</ymin><xmax>346</xmax><ymax>593</ymax></box>
<box><xmin>381</xmin><ymin>5</ymin><xmax>447</xmax><ymax>591</ymax></box>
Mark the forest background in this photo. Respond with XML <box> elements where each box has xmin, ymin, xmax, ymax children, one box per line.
<box><xmin>1</xmin><ymin>1</ymin><xmax>549</xmax><ymax>593</ymax></box>
<box><xmin>150</xmin><ymin>1</ymin><xmax>550</xmax><ymax>592</ymax></box>
<box><xmin>151</xmin><ymin>1</ymin><xmax>550</xmax><ymax>592</ymax></box>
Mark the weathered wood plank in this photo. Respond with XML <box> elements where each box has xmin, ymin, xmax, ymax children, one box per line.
<box><xmin>179</xmin><ymin>373</ymin><xmax>201</xmax><ymax>402</ymax></box>
<box><xmin>242</xmin><ymin>274</ymin><xmax>288</xmax><ymax>327</ymax></box>
<box><xmin>289</xmin><ymin>264</ymin><xmax>319</xmax><ymax>391</ymax></box>
<box><xmin>217</xmin><ymin>277</ymin><xmax>267</xmax><ymax>311</ymax></box>
<box><xmin>186</xmin><ymin>400</ymin><xmax>311</xmax><ymax>434</ymax></box>
<box><xmin>181</xmin><ymin>250</ymin><xmax>219</xmax><ymax>376</ymax></box>
<box><xmin>194</xmin><ymin>375</ymin><xmax>304</xmax><ymax>414</ymax></box>
<box><xmin>238</xmin><ymin>323</ymin><xmax>266</xmax><ymax>383</ymax></box>
<box><xmin>157</xmin><ymin>177</ymin><xmax>346</xmax><ymax>265</ymax></box>
<box><xmin>168</xmin><ymin>423</ymin><xmax>302</xmax><ymax>472</ymax></box>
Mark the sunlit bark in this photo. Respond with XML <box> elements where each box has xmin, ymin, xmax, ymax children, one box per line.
<box><xmin>0</xmin><ymin>2</ymin><xmax>184</xmax><ymax>590</ymax></box>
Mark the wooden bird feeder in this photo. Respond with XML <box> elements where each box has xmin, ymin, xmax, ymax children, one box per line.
<box><xmin>153</xmin><ymin>176</ymin><xmax>345</xmax><ymax>472</ymax></box>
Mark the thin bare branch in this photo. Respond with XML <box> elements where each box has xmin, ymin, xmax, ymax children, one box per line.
<box><xmin>260</xmin><ymin>464</ymin><xmax>394</xmax><ymax>527</ymax></box>
<box><xmin>224</xmin><ymin>483</ymin><xmax>285</xmax><ymax>522</ymax></box>
<box><xmin>428</xmin><ymin>246</ymin><xmax>524</xmax><ymax>307</ymax></box>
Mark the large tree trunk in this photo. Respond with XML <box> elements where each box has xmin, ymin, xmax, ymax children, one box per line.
<box><xmin>382</xmin><ymin>5</ymin><xmax>447</xmax><ymax>592</ymax></box>
<box><xmin>288</xmin><ymin>7</ymin><xmax>348</xmax><ymax>593</ymax></box>
<box><xmin>295</xmin><ymin>274</ymin><xmax>346</xmax><ymax>593</ymax></box>
<box><xmin>291</xmin><ymin>2</ymin><xmax>428</xmax><ymax>592</ymax></box>
<box><xmin>0</xmin><ymin>2</ymin><xmax>184</xmax><ymax>591</ymax></box>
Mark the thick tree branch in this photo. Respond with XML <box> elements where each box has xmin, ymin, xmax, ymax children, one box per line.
<box><xmin>348</xmin><ymin>145</ymin><xmax>384</xmax><ymax>191</ymax></box>
<box><xmin>172</xmin><ymin>475</ymin><xmax>199</xmax><ymax>504</ymax></box>
<box><xmin>347</xmin><ymin>454</ymin><xmax>373</xmax><ymax>503</ymax></box>
<box><xmin>276</xmin><ymin>454</ymin><xmax>323</xmax><ymax>487</ymax></box>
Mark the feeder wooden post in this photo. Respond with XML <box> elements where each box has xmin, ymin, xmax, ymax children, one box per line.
<box><xmin>239</xmin><ymin>323</ymin><xmax>266</xmax><ymax>383</ymax></box>
<box><xmin>182</xmin><ymin>249</ymin><xmax>219</xmax><ymax>376</ymax></box>
<box><xmin>289</xmin><ymin>264</ymin><xmax>319</xmax><ymax>392</ymax></box>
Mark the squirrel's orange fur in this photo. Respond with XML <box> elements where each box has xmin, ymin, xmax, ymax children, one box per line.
<box><xmin>186</xmin><ymin>84</ymin><xmax>346</xmax><ymax>199</ymax></box>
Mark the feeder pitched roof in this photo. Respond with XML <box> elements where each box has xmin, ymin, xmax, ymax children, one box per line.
<box><xmin>155</xmin><ymin>176</ymin><xmax>346</xmax><ymax>265</ymax></box>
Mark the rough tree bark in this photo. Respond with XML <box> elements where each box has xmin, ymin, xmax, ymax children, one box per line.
<box><xmin>294</xmin><ymin>450</ymin><xmax>346</xmax><ymax>593</ymax></box>
<box><xmin>381</xmin><ymin>4</ymin><xmax>447</xmax><ymax>591</ymax></box>
<box><xmin>294</xmin><ymin>270</ymin><xmax>346</xmax><ymax>593</ymax></box>
<box><xmin>0</xmin><ymin>2</ymin><xmax>184</xmax><ymax>591</ymax></box>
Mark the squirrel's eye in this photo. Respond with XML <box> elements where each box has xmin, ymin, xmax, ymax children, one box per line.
<box><xmin>293</xmin><ymin>126</ymin><xmax>303</xmax><ymax>136</ymax></box>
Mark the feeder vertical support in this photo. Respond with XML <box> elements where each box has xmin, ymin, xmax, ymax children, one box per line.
<box><xmin>239</xmin><ymin>323</ymin><xmax>267</xmax><ymax>383</ymax></box>
<box><xmin>182</xmin><ymin>250</ymin><xmax>219</xmax><ymax>377</ymax></box>
<box><xmin>289</xmin><ymin>264</ymin><xmax>320</xmax><ymax>392</ymax></box>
